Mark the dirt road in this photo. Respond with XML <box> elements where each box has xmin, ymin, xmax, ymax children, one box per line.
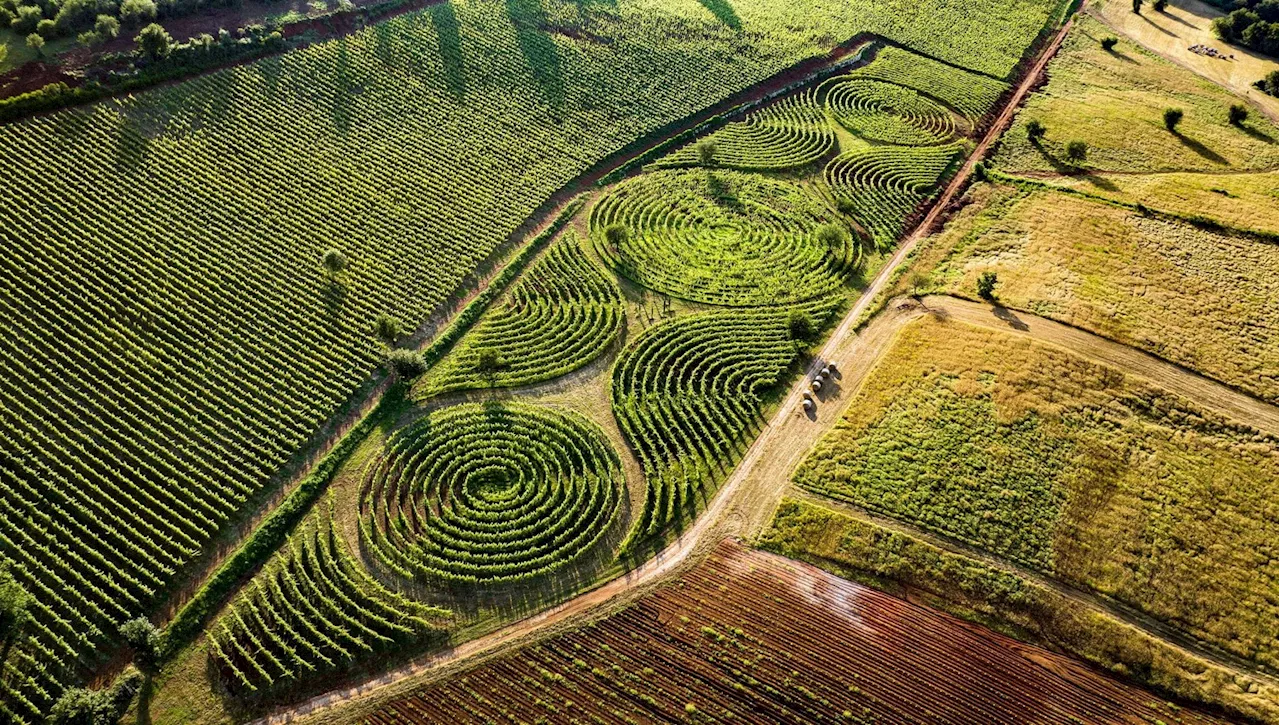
<box><xmin>265</xmin><ymin>18</ymin><xmax>1079</xmax><ymax>725</ymax></box>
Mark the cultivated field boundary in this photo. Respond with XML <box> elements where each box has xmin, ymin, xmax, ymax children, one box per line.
<box><xmin>258</xmin><ymin>14</ymin><xmax>1083</xmax><ymax>724</ymax></box>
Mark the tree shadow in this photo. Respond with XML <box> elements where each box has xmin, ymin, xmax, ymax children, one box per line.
<box><xmin>991</xmin><ymin>304</ymin><xmax>1029</xmax><ymax>331</ymax></box>
<box><xmin>331</xmin><ymin>40</ymin><xmax>357</xmax><ymax>136</ymax></box>
<box><xmin>1138</xmin><ymin>11</ymin><xmax>1178</xmax><ymax>37</ymax></box>
<box><xmin>1171</xmin><ymin>130</ymin><xmax>1227</xmax><ymax>164</ymax></box>
<box><xmin>1031</xmin><ymin>139</ymin><xmax>1076</xmax><ymax>175</ymax></box>
<box><xmin>430</xmin><ymin>1</ymin><xmax>466</xmax><ymax>99</ymax></box>
<box><xmin>696</xmin><ymin>0</ymin><xmax>741</xmax><ymax>29</ymax></box>
<box><xmin>1234</xmin><ymin>121</ymin><xmax>1278</xmax><ymax>145</ymax></box>
<box><xmin>134</xmin><ymin>675</ymin><xmax>155</xmax><ymax>725</ymax></box>
<box><xmin>1104</xmin><ymin>47</ymin><xmax>1139</xmax><ymax>63</ymax></box>
<box><xmin>505</xmin><ymin>0</ymin><xmax>565</xmax><ymax>109</ymax></box>
<box><xmin>113</xmin><ymin>121</ymin><xmax>151</xmax><ymax>173</ymax></box>
<box><xmin>1078</xmin><ymin>172</ymin><xmax>1120</xmax><ymax>191</ymax></box>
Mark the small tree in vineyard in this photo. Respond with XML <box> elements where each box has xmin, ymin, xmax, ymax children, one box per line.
<box><xmin>119</xmin><ymin>617</ymin><xmax>160</xmax><ymax>675</ymax></box>
<box><xmin>0</xmin><ymin>565</ymin><xmax>31</xmax><ymax>655</ymax></box>
<box><xmin>374</xmin><ymin>313</ymin><xmax>403</xmax><ymax>345</ymax></box>
<box><xmin>387</xmin><ymin>349</ymin><xmax>427</xmax><ymax>379</ymax></box>
<box><xmin>976</xmin><ymin>271</ymin><xmax>998</xmax><ymax>301</ymax></box>
<box><xmin>1025</xmin><ymin>119</ymin><xmax>1046</xmax><ymax>143</ymax></box>
<box><xmin>603</xmin><ymin>223</ymin><xmax>628</xmax><ymax>251</ymax></box>
<box><xmin>787</xmin><ymin>310</ymin><xmax>815</xmax><ymax>342</ymax></box>
<box><xmin>816</xmin><ymin>222</ymin><xmax>848</xmax><ymax>249</ymax></box>
<box><xmin>321</xmin><ymin>248</ymin><xmax>349</xmax><ymax>280</ymax></box>
<box><xmin>1163</xmin><ymin>107</ymin><xmax>1183</xmax><ymax>132</ymax></box>
<box><xmin>696</xmin><ymin>139</ymin><xmax>718</xmax><ymax>166</ymax></box>
<box><xmin>1065</xmin><ymin>140</ymin><xmax>1088</xmax><ymax>165</ymax></box>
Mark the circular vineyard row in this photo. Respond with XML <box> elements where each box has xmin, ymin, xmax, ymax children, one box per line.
<box><xmin>612</xmin><ymin>308</ymin><xmax>829</xmax><ymax>549</ymax></box>
<box><xmin>591</xmin><ymin>169</ymin><xmax>854</xmax><ymax>307</ymax></box>
<box><xmin>843</xmin><ymin>46</ymin><xmax>1010</xmax><ymax>123</ymax></box>
<box><xmin>823</xmin><ymin>143</ymin><xmax>963</xmax><ymax>250</ymax></box>
<box><xmin>823</xmin><ymin>78</ymin><xmax>958</xmax><ymax>146</ymax></box>
<box><xmin>655</xmin><ymin>90</ymin><xmax>835</xmax><ymax>171</ymax></box>
<box><xmin>420</xmin><ymin>237</ymin><xmax>623</xmax><ymax>396</ymax></box>
<box><xmin>359</xmin><ymin>403</ymin><xmax>622</xmax><ymax>586</ymax></box>
<box><xmin>209</xmin><ymin>508</ymin><xmax>449</xmax><ymax>697</ymax></box>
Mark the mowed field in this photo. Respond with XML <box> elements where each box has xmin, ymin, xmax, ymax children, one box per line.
<box><xmin>0</xmin><ymin>0</ymin><xmax>1070</xmax><ymax>715</ymax></box>
<box><xmin>920</xmin><ymin>183</ymin><xmax>1278</xmax><ymax>399</ymax></box>
<box><xmin>791</xmin><ymin>317</ymin><xmax>1278</xmax><ymax>668</ymax></box>
<box><xmin>343</xmin><ymin>541</ymin><xmax>1233</xmax><ymax>725</ymax></box>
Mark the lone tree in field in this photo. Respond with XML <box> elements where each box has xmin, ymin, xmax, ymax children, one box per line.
<box><xmin>1025</xmin><ymin>119</ymin><xmax>1046</xmax><ymax>143</ymax></box>
<box><xmin>787</xmin><ymin>310</ymin><xmax>815</xmax><ymax>342</ymax></box>
<box><xmin>119</xmin><ymin>617</ymin><xmax>159</xmax><ymax>675</ymax></box>
<box><xmin>475</xmin><ymin>347</ymin><xmax>502</xmax><ymax>385</ymax></box>
<box><xmin>321</xmin><ymin>248</ymin><xmax>349</xmax><ymax>279</ymax></box>
<box><xmin>816</xmin><ymin>222</ymin><xmax>848</xmax><ymax>249</ymax></box>
<box><xmin>135</xmin><ymin>22</ymin><xmax>173</xmax><ymax>60</ymax></box>
<box><xmin>1100</xmin><ymin>36</ymin><xmax>1118</xmax><ymax>50</ymax></box>
<box><xmin>976</xmin><ymin>271</ymin><xmax>998</xmax><ymax>301</ymax></box>
<box><xmin>1228</xmin><ymin>104</ymin><xmax>1249</xmax><ymax>125</ymax></box>
<box><xmin>1132</xmin><ymin>0</ymin><xmax>1142</xmax><ymax>13</ymax></box>
<box><xmin>1153</xmin><ymin>0</ymin><xmax>1167</xmax><ymax>10</ymax></box>
<box><xmin>603</xmin><ymin>223</ymin><xmax>628</xmax><ymax>250</ymax></box>
<box><xmin>1065</xmin><ymin>139</ymin><xmax>1088</xmax><ymax>165</ymax></box>
<box><xmin>387</xmin><ymin>348</ymin><xmax>426</xmax><ymax>379</ymax></box>
<box><xmin>696</xmin><ymin>139</ymin><xmax>718</xmax><ymax>166</ymax></box>
<box><xmin>374</xmin><ymin>313</ymin><xmax>403</xmax><ymax>345</ymax></box>
<box><xmin>1163</xmin><ymin>107</ymin><xmax>1183</xmax><ymax>132</ymax></box>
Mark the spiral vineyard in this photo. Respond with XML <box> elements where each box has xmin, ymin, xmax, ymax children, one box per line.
<box><xmin>612</xmin><ymin>308</ymin><xmax>828</xmax><ymax>549</ymax></box>
<box><xmin>844</xmin><ymin>46</ymin><xmax>1011</xmax><ymax>122</ymax></box>
<box><xmin>824</xmin><ymin>78</ymin><xmax>959</xmax><ymax>145</ymax></box>
<box><xmin>655</xmin><ymin>89</ymin><xmax>835</xmax><ymax>170</ymax></box>
<box><xmin>359</xmin><ymin>403</ymin><xmax>623</xmax><ymax>586</ymax></box>
<box><xmin>420</xmin><ymin>237</ymin><xmax>623</xmax><ymax>395</ymax></box>
<box><xmin>591</xmin><ymin>170</ymin><xmax>855</xmax><ymax>306</ymax></box>
<box><xmin>824</xmin><ymin>143</ymin><xmax>964</xmax><ymax>249</ymax></box>
<box><xmin>208</xmin><ymin>508</ymin><xmax>450</xmax><ymax>697</ymax></box>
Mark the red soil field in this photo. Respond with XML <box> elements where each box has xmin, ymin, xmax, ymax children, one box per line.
<box><xmin>362</xmin><ymin>541</ymin><xmax>1234</xmax><ymax>724</ymax></box>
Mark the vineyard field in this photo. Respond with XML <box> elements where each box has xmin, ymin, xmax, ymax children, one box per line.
<box><xmin>352</xmin><ymin>541</ymin><xmax>1235</xmax><ymax>725</ymax></box>
<box><xmin>920</xmin><ymin>183</ymin><xmax>1279</xmax><ymax>399</ymax></box>
<box><xmin>792</xmin><ymin>315</ymin><xmax>1279</xmax><ymax>666</ymax></box>
<box><xmin>0</xmin><ymin>0</ymin><xmax>1068</xmax><ymax>714</ymax></box>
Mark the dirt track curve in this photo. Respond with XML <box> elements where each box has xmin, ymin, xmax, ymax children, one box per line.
<box><xmin>261</xmin><ymin>18</ymin><xmax>1081</xmax><ymax>724</ymax></box>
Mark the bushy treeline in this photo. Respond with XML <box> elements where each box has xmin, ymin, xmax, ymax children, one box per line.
<box><xmin>1210</xmin><ymin>0</ymin><xmax>1278</xmax><ymax>55</ymax></box>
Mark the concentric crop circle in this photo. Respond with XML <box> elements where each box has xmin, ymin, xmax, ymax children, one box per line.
<box><xmin>823</xmin><ymin>78</ymin><xmax>958</xmax><ymax>145</ymax></box>
<box><xmin>359</xmin><ymin>402</ymin><xmax>623</xmax><ymax>586</ymax></box>
<box><xmin>590</xmin><ymin>169</ymin><xmax>853</xmax><ymax>306</ymax></box>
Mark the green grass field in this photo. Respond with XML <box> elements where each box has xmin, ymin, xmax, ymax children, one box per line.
<box><xmin>992</xmin><ymin>15</ymin><xmax>1277</xmax><ymax>173</ymax></box>
<box><xmin>792</xmin><ymin>316</ymin><xmax>1278</xmax><ymax>666</ymax></box>
<box><xmin>919</xmin><ymin>183</ymin><xmax>1278</xmax><ymax>399</ymax></box>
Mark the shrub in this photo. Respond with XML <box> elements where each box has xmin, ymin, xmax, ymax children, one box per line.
<box><xmin>387</xmin><ymin>348</ymin><xmax>427</xmax><ymax>378</ymax></box>
<box><xmin>0</xmin><ymin>565</ymin><xmax>31</xmax><ymax>647</ymax></box>
<box><xmin>373</xmin><ymin>313</ymin><xmax>402</xmax><ymax>344</ymax></box>
<box><xmin>135</xmin><ymin>22</ymin><xmax>171</xmax><ymax>59</ymax></box>
<box><xmin>321</xmin><ymin>248</ymin><xmax>348</xmax><ymax>277</ymax></box>
<box><xmin>1256</xmin><ymin>70</ymin><xmax>1279</xmax><ymax>96</ymax></box>
<box><xmin>94</xmin><ymin>12</ymin><xmax>117</xmax><ymax>38</ymax></box>
<box><xmin>25</xmin><ymin>32</ymin><xmax>44</xmax><ymax>55</ymax></box>
<box><xmin>34</xmin><ymin>16</ymin><xmax>52</xmax><ymax>36</ymax></box>
<box><xmin>788</xmin><ymin>310</ymin><xmax>815</xmax><ymax>341</ymax></box>
<box><xmin>1025</xmin><ymin>119</ymin><xmax>1045</xmax><ymax>142</ymax></box>
<box><xmin>1132</xmin><ymin>0</ymin><xmax>1141</xmax><ymax>12</ymax></box>
<box><xmin>76</xmin><ymin>29</ymin><xmax>97</xmax><ymax>45</ymax></box>
<box><xmin>1228</xmin><ymin>103</ymin><xmax>1249</xmax><ymax>125</ymax></box>
<box><xmin>119</xmin><ymin>0</ymin><xmax>156</xmax><ymax>24</ymax></box>
<box><xmin>1162</xmin><ymin>107</ymin><xmax>1183</xmax><ymax>131</ymax></box>
<box><xmin>48</xmin><ymin>687</ymin><xmax>117</xmax><ymax>725</ymax></box>
<box><xmin>1065</xmin><ymin>140</ymin><xmax>1087</xmax><ymax>164</ymax></box>
<box><xmin>976</xmin><ymin>271</ymin><xmax>997</xmax><ymax>300</ymax></box>
<box><xmin>696</xmin><ymin>138</ymin><xmax>717</xmax><ymax>166</ymax></box>
<box><xmin>10</xmin><ymin>4</ymin><xmax>42</xmax><ymax>34</ymax></box>
<box><xmin>119</xmin><ymin>617</ymin><xmax>159</xmax><ymax>674</ymax></box>
<box><xmin>1153</xmin><ymin>0</ymin><xmax>1167</xmax><ymax>10</ymax></box>
<box><xmin>603</xmin><ymin>222</ymin><xmax>628</xmax><ymax>249</ymax></box>
<box><xmin>1100</xmin><ymin>36</ymin><xmax>1118</xmax><ymax>50</ymax></box>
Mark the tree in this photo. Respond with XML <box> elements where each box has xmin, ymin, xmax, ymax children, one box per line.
<box><xmin>1163</xmin><ymin>107</ymin><xmax>1183</xmax><ymax>132</ymax></box>
<box><xmin>1132</xmin><ymin>0</ymin><xmax>1142</xmax><ymax>13</ymax></box>
<box><xmin>909</xmin><ymin>271</ymin><xmax>930</xmax><ymax>297</ymax></box>
<box><xmin>787</xmin><ymin>310</ymin><xmax>814</xmax><ymax>342</ymax></box>
<box><xmin>603</xmin><ymin>223</ymin><xmax>628</xmax><ymax>250</ymax></box>
<box><xmin>696</xmin><ymin>139</ymin><xmax>717</xmax><ymax>166</ymax></box>
<box><xmin>320</xmin><ymin>248</ymin><xmax>348</xmax><ymax>278</ymax></box>
<box><xmin>25</xmin><ymin>32</ymin><xmax>44</xmax><ymax>56</ymax></box>
<box><xmin>386</xmin><ymin>348</ymin><xmax>426</xmax><ymax>378</ymax></box>
<box><xmin>76</xmin><ymin>29</ymin><xmax>98</xmax><ymax>45</ymax></box>
<box><xmin>0</xmin><ymin>566</ymin><xmax>31</xmax><ymax>651</ymax></box>
<box><xmin>135</xmin><ymin>22</ymin><xmax>171</xmax><ymax>60</ymax></box>
<box><xmin>976</xmin><ymin>271</ymin><xmax>998</xmax><ymax>300</ymax></box>
<box><xmin>119</xmin><ymin>0</ymin><xmax>156</xmax><ymax>24</ymax></box>
<box><xmin>1065</xmin><ymin>139</ymin><xmax>1087</xmax><ymax>164</ymax></box>
<box><xmin>474</xmin><ymin>348</ymin><xmax>501</xmax><ymax>384</ymax></box>
<box><xmin>11</xmin><ymin>5</ymin><xmax>43</xmax><ymax>35</ymax></box>
<box><xmin>1153</xmin><ymin>0</ymin><xmax>1167</xmax><ymax>10</ymax></box>
<box><xmin>815</xmin><ymin>222</ymin><xmax>847</xmax><ymax>248</ymax></box>
<box><xmin>1100</xmin><ymin>36</ymin><xmax>1118</xmax><ymax>50</ymax></box>
<box><xmin>374</xmin><ymin>313</ymin><xmax>402</xmax><ymax>345</ymax></box>
<box><xmin>1025</xmin><ymin>119</ymin><xmax>1046</xmax><ymax>142</ymax></box>
<box><xmin>95</xmin><ymin>13</ymin><xmax>118</xmax><ymax>38</ymax></box>
<box><xmin>48</xmin><ymin>687</ymin><xmax>117</xmax><ymax>725</ymax></box>
<box><xmin>1228</xmin><ymin>103</ymin><xmax>1249</xmax><ymax>125</ymax></box>
<box><xmin>119</xmin><ymin>617</ymin><xmax>159</xmax><ymax>675</ymax></box>
<box><xmin>1256</xmin><ymin>70</ymin><xmax>1279</xmax><ymax>96</ymax></box>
